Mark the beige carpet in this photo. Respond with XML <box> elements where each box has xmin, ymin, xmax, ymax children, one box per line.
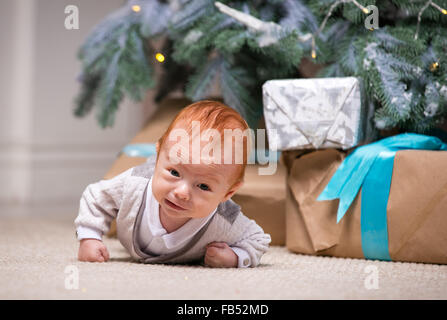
<box><xmin>1</xmin><ymin>215</ymin><xmax>446</xmax><ymax>300</ymax></box>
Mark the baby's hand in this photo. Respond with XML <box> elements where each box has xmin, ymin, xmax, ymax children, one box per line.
<box><xmin>204</xmin><ymin>242</ymin><xmax>238</xmax><ymax>268</ymax></box>
<box><xmin>78</xmin><ymin>239</ymin><xmax>110</xmax><ymax>262</ymax></box>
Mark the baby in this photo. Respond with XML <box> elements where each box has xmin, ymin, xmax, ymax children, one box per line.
<box><xmin>74</xmin><ymin>100</ymin><xmax>271</xmax><ymax>268</ymax></box>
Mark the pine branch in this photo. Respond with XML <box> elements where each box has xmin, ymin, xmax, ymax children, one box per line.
<box><xmin>185</xmin><ymin>56</ymin><xmax>222</xmax><ymax>101</ymax></box>
<box><xmin>76</xmin><ymin>9</ymin><xmax>156</xmax><ymax>128</ymax></box>
<box><xmin>74</xmin><ymin>73</ymin><xmax>101</xmax><ymax>117</ymax></box>
<box><xmin>139</xmin><ymin>0</ymin><xmax>173</xmax><ymax>37</ymax></box>
<box><xmin>363</xmin><ymin>41</ymin><xmax>417</xmax><ymax>124</ymax></box>
<box><xmin>279</xmin><ymin>0</ymin><xmax>319</xmax><ymax>33</ymax></box>
<box><xmin>169</xmin><ymin>0</ymin><xmax>215</xmax><ymax>32</ymax></box>
<box><xmin>220</xmin><ymin>60</ymin><xmax>262</xmax><ymax>129</ymax></box>
<box><xmin>96</xmin><ymin>50</ymin><xmax>122</xmax><ymax>128</ymax></box>
<box><xmin>214</xmin><ymin>29</ymin><xmax>253</xmax><ymax>55</ymax></box>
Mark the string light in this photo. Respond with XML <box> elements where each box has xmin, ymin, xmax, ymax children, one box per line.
<box><xmin>132</xmin><ymin>5</ymin><xmax>141</xmax><ymax>12</ymax></box>
<box><xmin>155</xmin><ymin>53</ymin><xmax>165</xmax><ymax>63</ymax></box>
<box><xmin>415</xmin><ymin>1</ymin><xmax>447</xmax><ymax>39</ymax></box>
<box><xmin>352</xmin><ymin>0</ymin><xmax>369</xmax><ymax>14</ymax></box>
<box><xmin>430</xmin><ymin>1</ymin><xmax>447</xmax><ymax>14</ymax></box>
<box><xmin>429</xmin><ymin>61</ymin><xmax>439</xmax><ymax>72</ymax></box>
<box><xmin>311</xmin><ymin>36</ymin><xmax>317</xmax><ymax>59</ymax></box>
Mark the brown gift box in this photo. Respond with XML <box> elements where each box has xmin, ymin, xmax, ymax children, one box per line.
<box><xmin>105</xmin><ymin>98</ymin><xmax>286</xmax><ymax>244</ymax></box>
<box><xmin>232</xmin><ymin>163</ymin><xmax>287</xmax><ymax>246</ymax></box>
<box><xmin>284</xmin><ymin>148</ymin><xmax>447</xmax><ymax>264</ymax></box>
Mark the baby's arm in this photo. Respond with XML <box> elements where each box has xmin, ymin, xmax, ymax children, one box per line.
<box><xmin>75</xmin><ymin>169</ymin><xmax>131</xmax><ymax>262</ymax></box>
<box><xmin>228</xmin><ymin>213</ymin><xmax>272</xmax><ymax>268</ymax></box>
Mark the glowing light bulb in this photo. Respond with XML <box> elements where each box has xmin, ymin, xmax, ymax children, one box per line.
<box><xmin>132</xmin><ymin>5</ymin><xmax>141</xmax><ymax>12</ymax></box>
<box><xmin>155</xmin><ymin>53</ymin><xmax>165</xmax><ymax>63</ymax></box>
<box><xmin>430</xmin><ymin>62</ymin><xmax>439</xmax><ymax>72</ymax></box>
<box><xmin>311</xmin><ymin>50</ymin><xmax>316</xmax><ymax>59</ymax></box>
<box><xmin>442</xmin><ymin>9</ymin><xmax>447</xmax><ymax>15</ymax></box>
<box><xmin>363</xmin><ymin>8</ymin><xmax>369</xmax><ymax>14</ymax></box>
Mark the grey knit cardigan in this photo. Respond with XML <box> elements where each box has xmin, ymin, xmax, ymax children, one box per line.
<box><xmin>74</xmin><ymin>155</ymin><xmax>271</xmax><ymax>266</ymax></box>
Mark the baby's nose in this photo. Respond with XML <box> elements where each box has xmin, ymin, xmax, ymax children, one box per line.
<box><xmin>174</xmin><ymin>183</ymin><xmax>190</xmax><ymax>200</ymax></box>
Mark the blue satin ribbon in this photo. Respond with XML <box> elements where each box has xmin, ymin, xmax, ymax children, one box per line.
<box><xmin>317</xmin><ymin>133</ymin><xmax>447</xmax><ymax>261</ymax></box>
<box><xmin>122</xmin><ymin>143</ymin><xmax>157</xmax><ymax>157</ymax></box>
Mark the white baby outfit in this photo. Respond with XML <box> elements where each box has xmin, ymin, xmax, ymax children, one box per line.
<box><xmin>77</xmin><ymin>177</ymin><xmax>251</xmax><ymax>267</ymax></box>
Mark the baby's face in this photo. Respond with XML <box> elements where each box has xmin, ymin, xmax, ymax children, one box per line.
<box><xmin>152</xmin><ymin>139</ymin><xmax>241</xmax><ymax>221</ymax></box>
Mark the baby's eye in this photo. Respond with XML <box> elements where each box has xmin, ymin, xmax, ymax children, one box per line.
<box><xmin>198</xmin><ymin>183</ymin><xmax>210</xmax><ymax>191</ymax></box>
<box><xmin>169</xmin><ymin>169</ymin><xmax>180</xmax><ymax>177</ymax></box>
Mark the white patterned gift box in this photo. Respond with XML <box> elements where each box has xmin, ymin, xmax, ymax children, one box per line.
<box><xmin>262</xmin><ymin>77</ymin><xmax>375</xmax><ymax>151</ymax></box>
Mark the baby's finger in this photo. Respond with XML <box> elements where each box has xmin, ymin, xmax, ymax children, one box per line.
<box><xmin>204</xmin><ymin>254</ymin><xmax>221</xmax><ymax>268</ymax></box>
<box><xmin>206</xmin><ymin>246</ymin><xmax>221</xmax><ymax>258</ymax></box>
<box><xmin>204</xmin><ymin>255</ymin><xmax>212</xmax><ymax>267</ymax></box>
<box><xmin>204</xmin><ymin>254</ymin><xmax>213</xmax><ymax>267</ymax></box>
<box><xmin>100</xmin><ymin>246</ymin><xmax>110</xmax><ymax>261</ymax></box>
<box><xmin>95</xmin><ymin>247</ymin><xmax>106</xmax><ymax>262</ymax></box>
<box><xmin>205</xmin><ymin>247</ymin><xmax>223</xmax><ymax>263</ymax></box>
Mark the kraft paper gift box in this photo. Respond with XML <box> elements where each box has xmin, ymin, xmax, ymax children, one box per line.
<box><xmin>232</xmin><ymin>163</ymin><xmax>287</xmax><ymax>246</ymax></box>
<box><xmin>262</xmin><ymin>77</ymin><xmax>376</xmax><ymax>151</ymax></box>
<box><xmin>284</xmin><ymin>136</ymin><xmax>447</xmax><ymax>264</ymax></box>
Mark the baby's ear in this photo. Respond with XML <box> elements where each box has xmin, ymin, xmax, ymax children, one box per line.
<box><xmin>222</xmin><ymin>181</ymin><xmax>244</xmax><ymax>202</ymax></box>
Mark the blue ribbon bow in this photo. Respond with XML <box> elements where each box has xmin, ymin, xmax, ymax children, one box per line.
<box><xmin>121</xmin><ymin>143</ymin><xmax>157</xmax><ymax>157</ymax></box>
<box><xmin>317</xmin><ymin>133</ymin><xmax>447</xmax><ymax>261</ymax></box>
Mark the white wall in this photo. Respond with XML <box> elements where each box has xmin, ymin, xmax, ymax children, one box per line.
<box><xmin>0</xmin><ymin>0</ymin><xmax>154</xmax><ymax>215</ymax></box>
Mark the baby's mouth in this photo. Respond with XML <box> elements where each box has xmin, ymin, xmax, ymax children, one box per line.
<box><xmin>165</xmin><ymin>198</ymin><xmax>187</xmax><ymax>211</ymax></box>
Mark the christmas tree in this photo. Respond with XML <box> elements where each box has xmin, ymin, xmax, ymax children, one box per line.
<box><xmin>74</xmin><ymin>0</ymin><xmax>447</xmax><ymax>133</ymax></box>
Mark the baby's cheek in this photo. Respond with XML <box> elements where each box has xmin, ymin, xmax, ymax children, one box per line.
<box><xmin>151</xmin><ymin>179</ymin><xmax>167</xmax><ymax>201</ymax></box>
<box><xmin>194</xmin><ymin>197</ymin><xmax>217</xmax><ymax>215</ymax></box>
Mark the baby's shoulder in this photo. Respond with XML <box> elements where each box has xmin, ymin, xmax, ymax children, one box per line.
<box><xmin>215</xmin><ymin>199</ymin><xmax>241</xmax><ymax>226</ymax></box>
<box><xmin>130</xmin><ymin>155</ymin><xmax>157</xmax><ymax>179</ymax></box>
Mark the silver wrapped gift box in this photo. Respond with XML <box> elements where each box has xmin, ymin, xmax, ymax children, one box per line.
<box><xmin>262</xmin><ymin>77</ymin><xmax>375</xmax><ymax>151</ymax></box>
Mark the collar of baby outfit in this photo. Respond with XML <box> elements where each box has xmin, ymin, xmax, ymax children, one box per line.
<box><xmin>145</xmin><ymin>177</ymin><xmax>217</xmax><ymax>249</ymax></box>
